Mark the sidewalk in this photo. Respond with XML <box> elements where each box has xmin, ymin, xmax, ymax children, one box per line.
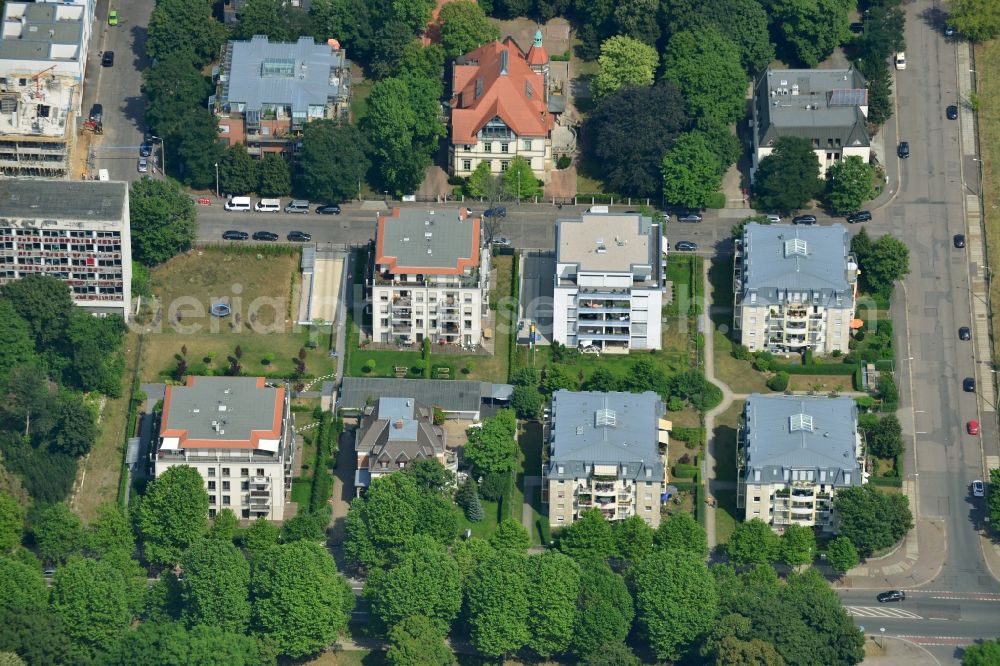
<box><xmin>830</xmin><ymin>518</ymin><xmax>946</xmax><ymax>590</ymax></box>
<box><xmin>860</xmin><ymin>636</ymin><xmax>941</xmax><ymax>665</ymax></box>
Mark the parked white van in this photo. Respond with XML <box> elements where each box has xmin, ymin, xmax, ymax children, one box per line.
<box><xmin>588</xmin><ymin>205</ymin><xmax>610</xmax><ymax>214</ymax></box>
<box><xmin>285</xmin><ymin>199</ymin><xmax>310</xmax><ymax>213</ymax></box>
<box><xmin>255</xmin><ymin>198</ymin><xmax>281</xmax><ymax>212</ymax></box>
<box><xmin>225</xmin><ymin>196</ymin><xmax>252</xmax><ymax>212</ymax></box>
<box><xmin>894</xmin><ymin>52</ymin><xmax>906</xmax><ymax>70</ymax></box>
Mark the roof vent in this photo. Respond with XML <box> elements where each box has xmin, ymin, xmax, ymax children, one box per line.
<box><xmin>218</xmin><ymin>404</ymin><xmax>227</xmax><ymax>412</ymax></box>
<box><xmin>784</xmin><ymin>238</ymin><xmax>807</xmax><ymax>257</ymax></box>
<box><xmin>595</xmin><ymin>409</ymin><xmax>616</xmax><ymax>427</ymax></box>
<box><xmin>576</xmin><ymin>426</ymin><xmax>583</xmax><ymax>435</ymax></box>
<box><xmin>789</xmin><ymin>413</ymin><xmax>814</xmax><ymax>432</ymax></box>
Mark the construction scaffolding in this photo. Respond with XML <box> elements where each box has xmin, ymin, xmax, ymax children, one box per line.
<box><xmin>0</xmin><ymin>70</ymin><xmax>78</xmax><ymax>177</ymax></box>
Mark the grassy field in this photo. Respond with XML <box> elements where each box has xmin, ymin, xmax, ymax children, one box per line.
<box><xmin>350</xmin><ymin>80</ymin><xmax>373</xmax><ymax>124</ymax></box>
<box><xmin>714</xmin><ymin>489</ymin><xmax>739</xmax><ymax>545</ymax></box>
<box><xmin>787</xmin><ymin>375</ymin><xmax>853</xmax><ymax>393</ymax></box>
<box><xmin>974</xmin><ymin>42</ymin><xmax>1000</xmax><ymax>364</ymax></box>
<box><xmin>139</xmin><ymin>248</ymin><xmax>335</xmax><ymax>382</ymax></box>
<box><xmin>707</xmin><ymin>255</ymin><xmax>772</xmax><ymax>394</ymax></box>
<box><xmin>711</xmin><ymin>401</ymin><xmax>743</xmax><ymax>546</ymax></box>
<box><xmin>72</xmin><ymin>329</ymin><xmax>141</xmax><ymax>522</ymax></box>
<box><xmin>517</xmin><ymin>422</ymin><xmax>549</xmax><ymax>545</ymax></box>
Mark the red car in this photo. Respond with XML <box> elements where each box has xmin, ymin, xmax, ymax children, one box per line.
<box><xmin>968</xmin><ymin>420</ymin><xmax>980</xmax><ymax>435</ymax></box>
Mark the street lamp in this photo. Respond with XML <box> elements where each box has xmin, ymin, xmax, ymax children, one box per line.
<box><xmin>878</xmin><ymin>627</ymin><xmax>885</xmax><ymax>649</ymax></box>
<box><xmin>214</xmin><ymin>162</ymin><xmax>220</xmax><ymax>197</ymax></box>
<box><xmin>149</xmin><ymin>135</ymin><xmax>165</xmax><ymax>176</ymax></box>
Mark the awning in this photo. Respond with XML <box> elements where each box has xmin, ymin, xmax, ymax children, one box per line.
<box><xmin>658</xmin><ymin>430</ymin><xmax>669</xmax><ymax>445</ymax></box>
<box><xmin>658</xmin><ymin>418</ymin><xmax>673</xmax><ymax>431</ymax></box>
<box><xmin>850</xmin><ymin>319</ymin><xmax>865</xmax><ymax>329</ymax></box>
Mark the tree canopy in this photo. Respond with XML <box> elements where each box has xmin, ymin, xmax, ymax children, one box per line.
<box><xmin>661</xmin><ymin>27</ymin><xmax>746</xmax><ymax>125</ymax></box>
<box><xmin>834</xmin><ymin>485</ymin><xmax>913</xmax><ymax>557</ymax></box>
<box><xmin>438</xmin><ymin>1</ymin><xmax>500</xmax><ymax>58</ymax></box>
<box><xmin>852</xmin><ymin>232</ymin><xmax>910</xmax><ymax>298</ymax></box>
<box><xmin>32</xmin><ymin>503</ymin><xmax>85</xmax><ymax>564</ymax></box>
<box><xmin>464</xmin><ymin>409</ymin><xmax>518</xmax><ymax>476</ymax></box>
<box><xmin>779</xmin><ymin>523</ymin><xmax>816</xmax><ymax>567</ymax></box>
<box><xmin>556</xmin><ymin>508</ymin><xmax>617</xmax><ymax>561</ymax></box>
<box><xmin>945</xmin><ymin>0</ymin><xmax>1000</xmax><ymax>42</ymax></box>
<box><xmin>825</xmin><ymin>536</ymin><xmax>860</xmax><ymax>576</ymax></box>
<box><xmin>769</xmin><ymin>0</ymin><xmax>848</xmax><ymax>67</ymax></box>
<box><xmin>661</xmin><ymin>130</ymin><xmax>725</xmax><ymax>208</ymax></box>
<box><xmin>751</xmin><ymin>137</ymin><xmax>823</xmax><ymax>214</ymax></box>
<box><xmin>146</xmin><ymin>0</ymin><xmax>226</xmax><ymax>67</ymax></box>
<box><xmin>134</xmin><ymin>465</ymin><xmax>209</xmax><ymax>566</ymax></box>
<box><xmin>964</xmin><ymin>638</ymin><xmax>1000</xmax><ymax>665</ymax></box>
<box><xmin>591</xmin><ymin>35</ymin><xmax>658</xmax><ymax>101</ymax></box>
<box><xmin>727</xmin><ymin>518</ymin><xmax>781</xmax><ymax>565</ymax></box>
<box><xmin>107</xmin><ymin>621</ymin><xmax>270</xmax><ymax>666</ymax></box>
<box><xmin>0</xmin><ymin>555</ymin><xmax>49</xmax><ymax>614</ymax></box>
<box><xmin>129</xmin><ymin>179</ymin><xmax>198</xmax><ymax>266</ymax></box>
<box><xmin>386</xmin><ymin>614</ymin><xmax>458</xmax><ymax>666</ymax></box>
<box><xmin>466</xmin><ymin>549</ymin><xmax>530</xmax><ymax>656</ymax></box>
<box><xmin>180</xmin><ymin>538</ymin><xmax>251</xmax><ymax>633</ymax></box>
<box><xmin>50</xmin><ymin>557</ymin><xmax>133</xmax><ymax>654</ymax></box>
<box><xmin>654</xmin><ymin>510</ymin><xmax>708</xmax><ymax>557</ymax></box>
<box><xmin>526</xmin><ymin>551</ymin><xmax>581</xmax><ymax>657</ymax></box>
<box><xmin>573</xmin><ymin>557</ymin><xmax>634</xmax><ymax>658</ymax></box>
<box><xmin>299</xmin><ymin>121</ymin><xmax>370</xmax><ymax>204</ymax></box>
<box><xmin>825</xmin><ymin>156</ymin><xmax>877</xmax><ymax>215</ymax></box>
<box><xmin>0</xmin><ymin>494</ymin><xmax>23</xmax><ymax>554</ymax></box>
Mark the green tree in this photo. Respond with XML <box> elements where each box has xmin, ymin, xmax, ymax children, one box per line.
<box><xmin>769</xmin><ymin>0</ymin><xmax>847</xmax><ymax>67</ymax></box>
<box><xmin>527</xmin><ymin>551</ymin><xmax>581</xmax><ymax>657</ymax></box>
<box><xmin>466</xmin><ymin>161</ymin><xmax>498</xmax><ymax>199</ymax></box>
<box><xmin>863</xmin><ymin>60</ymin><xmax>894</xmax><ymax>127</ymax></box>
<box><xmin>582</xmin><ymin>367</ymin><xmax>622</xmax><ymax>392</ymax></box>
<box><xmin>402</xmin><ymin>458</ymin><xmax>453</xmax><ymax>493</ymax></box>
<box><xmin>0</xmin><ymin>273</ymin><xmax>73</xmax><ymax>350</ymax></box>
<box><xmin>613</xmin><ymin>515</ymin><xmax>654</xmax><ymax>566</ymax></box>
<box><xmin>438</xmin><ymin>0</ymin><xmax>499</xmax><ymax>57</ymax></box>
<box><xmin>989</xmin><ymin>469</ymin><xmax>1000</xmax><ymax>526</ymax></box>
<box><xmin>86</xmin><ymin>503</ymin><xmax>134</xmax><ymax>567</ymax></box>
<box><xmin>464</xmin><ymin>410</ymin><xmax>518</xmax><ymax>476</ymax></box>
<box><xmin>0</xmin><ymin>606</ymin><xmax>80</xmax><ymax>666</ymax></box>
<box><xmin>257</xmin><ymin>153</ymin><xmax>292</xmax><ymax>197</ymax></box>
<box><xmin>174</xmin><ymin>107</ymin><xmax>225</xmax><ymax>189</ymax></box>
<box><xmin>0</xmin><ymin>652</ymin><xmax>24</xmax><ymax>666</ymax></box>
<box><xmin>209</xmin><ymin>508</ymin><xmax>239</xmax><ymax>542</ymax></box>
<box><xmin>825</xmin><ymin>156</ymin><xmax>876</xmax><ymax>215</ymax></box>
<box><xmin>218</xmin><ymin>144</ymin><xmax>258</xmax><ymax>196</ymax></box>
<box><xmin>503</xmin><ymin>156</ymin><xmax>542</xmax><ymax>200</ymax></box>
<box><xmin>106</xmin><ymin>621</ymin><xmax>270</xmax><ymax>666</ymax></box>
<box><xmin>0</xmin><ymin>301</ymin><xmax>34</xmax><ymax>381</ymax></box>
<box><xmin>466</xmin><ymin>549</ymin><xmax>530</xmax><ymax>657</ymax></box>
<box><xmin>51</xmin><ymin>557</ymin><xmax>132</xmax><ymax>653</ymax></box>
<box><xmin>727</xmin><ymin>518</ymin><xmax>781</xmax><ymax>565</ymax></box>
<box><xmin>510</xmin><ymin>384</ymin><xmax>543</xmax><ymax>419</ymax></box>
<box><xmin>0</xmin><ymin>494</ymin><xmax>24</xmax><ymax>553</ymax></box>
<box><xmin>859</xmin><ymin>235</ymin><xmax>910</xmax><ymax>298</ymax></box>
<box><xmin>233</xmin><ymin>0</ymin><xmax>288</xmax><ymax>40</ymax></box>
<box><xmin>701</xmin><ymin>0</ymin><xmax>774</xmax><ymax>74</ymax></box>
<box><xmin>398</xmin><ymin>41</ymin><xmax>446</xmax><ymax>81</ymax></box>
<box><xmin>129</xmin><ymin>178</ymin><xmax>198</xmax><ymax>266</ymax></box>
<box><xmin>386</xmin><ymin>614</ymin><xmax>457</xmax><ymax>666</ymax></box>
<box><xmin>363</xmin><ymin>542</ymin><xmax>463</xmax><ymax>634</ymax></box>
<box><xmin>572</xmin><ymin>558</ymin><xmax>634</xmax><ymax>659</ymax></box>
<box><xmin>0</xmin><ymin>555</ymin><xmax>48</xmax><ymax>613</ymax></box>
<box><xmin>252</xmin><ymin>540</ymin><xmax>353</xmax><ymax>659</ymax></box>
<box><xmin>868</xmin><ymin>415</ymin><xmax>904</xmax><ymax>459</ymax></box>
<box><xmin>582</xmin><ymin>643</ymin><xmax>642</xmax><ymax>666</ymax></box>
<box><xmin>32</xmin><ymin>503</ymin><xmax>84</xmax><ymax>564</ymax></box>
<box><xmin>825</xmin><ymin>536</ymin><xmax>859</xmax><ymax>576</ymax></box>
<box><xmin>964</xmin><ymin>638</ymin><xmax>1000</xmax><ymax>665</ymax></box>
<box><xmin>51</xmin><ymin>391</ymin><xmax>97</xmax><ymax>456</ymax></box>
<box><xmin>141</xmin><ymin>54</ymin><xmax>212</xmax><ymax>143</ymax></box>
<box><xmin>542</xmin><ymin>365</ymin><xmax>578</xmax><ymax>394</ymax></box>
<box><xmin>654</xmin><ymin>510</ymin><xmax>708</xmax><ymax>557</ymax></box>
<box><xmin>180</xmin><ymin>538</ymin><xmax>251</xmax><ymax>633</ymax></box>
<box><xmin>362</xmin><ymin>76</ymin><xmax>445</xmax><ymax>194</ymax></box>
<box><xmin>779</xmin><ymin>523</ymin><xmax>816</xmax><ymax>566</ymax></box>
<box><xmin>452</xmin><ymin>536</ymin><xmax>494</xmax><ymax>580</ymax></box>
<box><xmin>716</xmin><ymin>636</ymin><xmax>786</xmax><ymax>666</ymax></box>
<box><xmin>750</xmin><ymin>137</ymin><xmax>823</xmax><ymax>214</ymax></box>
<box><xmin>662</xmin><ymin>27</ymin><xmax>746</xmax><ymax>124</ymax></box>
<box><xmin>391</xmin><ymin>0</ymin><xmax>436</xmax><ymax>32</ymax></box>
<box><xmin>299</xmin><ymin>121</ymin><xmax>370</xmax><ymax>204</ymax></box>
<box><xmin>612</xmin><ymin>0</ymin><xmax>660</xmax><ymax>46</ymax></box>
<box><xmin>661</xmin><ymin>131</ymin><xmax>724</xmax><ymax>208</ymax></box>
<box><xmin>557</xmin><ymin>508</ymin><xmax>616</xmax><ymax>561</ymax></box>
<box><xmin>592</xmin><ymin>35</ymin><xmax>658</xmax><ymax>101</ymax></box>
<box><xmin>146</xmin><ymin>0</ymin><xmax>227</xmax><ymax>67</ymax></box>
<box><xmin>490</xmin><ymin>518</ymin><xmax>531</xmax><ymax>552</ymax></box>
<box><xmin>945</xmin><ymin>0</ymin><xmax>1000</xmax><ymax>42</ymax></box>
<box><xmin>834</xmin><ymin>485</ymin><xmax>913</xmax><ymax>557</ymax></box>
<box><xmin>241</xmin><ymin>516</ymin><xmax>279</xmax><ymax>559</ymax></box>
<box><xmin>135</xmin><ymin>465</ymin><xmax>209</xmax><ymax>566</ymax></box>
<box><xmin>631</xmin><ymin>549</ymin><xmax>718</xmax><ymax>661</ymax></box>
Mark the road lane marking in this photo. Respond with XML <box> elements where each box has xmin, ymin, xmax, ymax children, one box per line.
<box><xmin>846</xmin><ymin>606</ymin><xmax>923</xmax><ymax>619</ymax></box>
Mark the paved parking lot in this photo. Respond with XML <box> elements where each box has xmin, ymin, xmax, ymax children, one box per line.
<box><xmin>518</xmin><ymin>251</ymin><xmax>555</xmax><ymax>344</ymax></box>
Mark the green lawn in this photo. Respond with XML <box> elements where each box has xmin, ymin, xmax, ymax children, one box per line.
<box><xmin>291</xmin><ymin>478</ymin><xmax>311</xmax><ymax>505</ymax></box>
<box><xmin>516</xmin><ymin>422</ymin><xmax>548</xmax><ymax>545</ymax></box>
<box><xmin>712</xmin><ymin>401</ymin><xmax>743</xmax><ymax>482</ymax></box>
<box><xmin>455</xmin><ymin>499</ymin><xmax>501</xmax><ymax>539</ymax></box>
<box><xmin>350</xmin><ymin>80</ymin><xmax>373</xmax><ymax>124</ymax></box>
<box><xmin>715</xmin><ymin>489</ymin><xmax>739</xmax><ymax>545</ymax></box>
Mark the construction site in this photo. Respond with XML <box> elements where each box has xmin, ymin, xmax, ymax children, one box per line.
<box><xmin>0</xmin><ymin>69</ymin><xmax>79</xmax><ymax>178</ymax></box>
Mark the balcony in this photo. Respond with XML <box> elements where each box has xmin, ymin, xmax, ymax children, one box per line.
<box><xmin>594</xmin><ymin>482</ymin><xmax>616</xmax><ymax>493</ymax></box>
<box><xmin>249</xmin><ymin>476</ymin><xmax>270</xmax><ymax>489</ymax></box>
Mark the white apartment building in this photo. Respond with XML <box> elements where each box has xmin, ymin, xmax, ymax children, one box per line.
<box><xmin>552</xmin><ymin>212</ymin><xmax>666</xmax><ymax>352</ymax></box>
<box><xmin>734</xmin><ymin>223</ymin><xmax>858</xmax><ymax>355</ymax></box>
<box><xmin>370</xmin><ymin>207</ymin><xmax>489</xmax><ymax>347</ymax></box>
<box><xmin>545</xmin><ymin>390</ymin><xmax>669</xmax><ymax>529</ymax></box>
<box><xmin>751</xmin><ymin>68</ymin><xmax>870</xmax><ymax>178</ymax></box>
<box><xmin>448</xmin><ymin>33</ymin><xmax>558</xmax><ymax>182</ymax></box>
<box><xmin>0</xmin><ymin>1</ymin><xmax>92</xmax><ymax>82</ymax></box>
<box><xmin>0</xmin><ymin>179</ymin><xmax>131</xmax><ymax>318</ymax></box>
<box><xmin>153</xmin><ymin>376</ymin><xmax>295</xmax><ymax>521</ymax></box>
<box><xmin>737</xmin><ymin>394</ymin><xmax>864</xmax><ymax>531</ymax></box>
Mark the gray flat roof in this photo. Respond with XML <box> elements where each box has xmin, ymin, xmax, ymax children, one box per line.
<box><xmin>557</xmin><ymin>214</ymin><xmax>656</xmax><ymax>273</ymax></box>
<box><xmin>221</xmin><ymin>36</ymin><xmax>349</xmax><ymax>115</ymax></box>
<box><xmin>743</xmin><ymin>394</ymin><xmax>861</xmax><ymax>487</ymax></box>
<box><xmin>377</xmin><ymin>208</ymin><xmax>479</xmax><ymax>271</ymax></box>
<box><xmin>547</xmin><ymin>390</ymin><xmax>664</xmax><ymax>482</ymax></box>
<box><xmin>741</xmin><ymin>223</ymin><xmax>853</xmax><ymax>305</ymax></box>
<box><xmin>340</xmin><ymin>378</ymin><xmax>511</xmax><ymax>413</ymax></box>
<box><xmin>0</xmin><ymin>180</ymin><xmax>126</xmax><ymax>221</ymax></box>
<box><xmin>755</xmin><ymin>68</ymin><xmax>870</xmax><ymax>148</ymax></box>
<box><xmin>0</xmin><ymin>3</ymin><xmax>84</xmax><ymax>61</ymax></box>
<box><xmin>163</xmin><ymin>377</ymin><xmax>282</xmax><ymax>445</ymax></box>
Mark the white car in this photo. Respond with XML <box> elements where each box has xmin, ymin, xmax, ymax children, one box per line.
<box><xmin>894</xmin><ymin>52</ymin><xmax>906</xmax><ymax>70</ymax></box>
<box><xmin>972</xmin><ymin>480</ymin><xmax>985</xmax><ymax>497</ymax></box>
<box><xmin>766</xmin><ymin>214</ymin><xmax>781</xmax><ymax>223</ymax></box>
<box><xmin>137</xmin><ymin>157</ymin><xmax>148</xmax><ymax>173</ymax></box>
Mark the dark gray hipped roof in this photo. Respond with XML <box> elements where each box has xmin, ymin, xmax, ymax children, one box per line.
<box><xmin>356</xmin><ymin>397</ymin><xmax>445</xmax><ymax>472</ymax></box>
<box><xmin>340</xmin><ymin>378</ymin><xmax>511</xmax><ymax>413</ymax></box>
<box><xmin>546</xmin><ymin>390</ymin><xmax>664</xmax><ymax>482</ymax></box>
<box><xmin>740</xmin><ymin>223</ymin><xmax>855</xmax><ymax>307</ymax></box>
<box><xmin>743</xmin><ymin>394</ymin><xmax>861</xmax><ymax>487</ymax></box>
<box><xmin>0</xmin><ymin>180</ymin><xmax>126</xmax><ymax>221</ymax></box>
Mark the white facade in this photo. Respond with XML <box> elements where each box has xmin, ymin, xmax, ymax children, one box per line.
<box><xmin>552</xmin><ymin>213</ymin><xmax>666</xmax><ymax>352</ymax></box>
<box><xmin>450</xmin><ymin>127</ymin><xmax>552</xmax><ymax>179</ymax></box>
<box><xmin>0</xmin><ymin>1</ymin><xmax>93</xmax><ymax>82</ymax></box>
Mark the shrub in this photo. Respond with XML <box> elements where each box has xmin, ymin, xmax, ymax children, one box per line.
<box><xmin>803</xmin><ymin>348</ymin><xmax>814</xmax><ymax>365</ymax></box>
<box><xmin>732</xmin><ymin>345</ymin><xmax>752</xmax><ymax>361</ymax></box>
<box><xmin>556</xmin><ymin>155</ymin><xmax>572</xmax><ymax>169</ymax></box>
<box><xmin>767</xmin><ymin>371</ymin><xmax>790</xmax><ymax>392</ymax></box>
<box><xmin>831</xmin><ymin>349</ymin><xmax>842</xmax><ymax>357</ymax></box>
<box><xmin>667</xmin><ymin>396</ymin><xmax>685</xmax><ymax>412</ymax></box>
<box><xmin>479</xmin><ymin>472</ymin><xmax>509</xmax><ymax>501</ymax></box>
<box><xmin>673</xmin><ymin>463</ymin><xmax>699</xmax><ymax>479</ymax></box>
<box><xmin>363</xmin><ymin>359</ymin><xmax>376</xmax><ymax>373</ymax></box>
<box><xmin>447</xmin><ymin>175</ymin><xmax>465</xmax><ymax>186</ymax></box>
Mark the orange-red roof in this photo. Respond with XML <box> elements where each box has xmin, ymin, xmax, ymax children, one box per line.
<box><xmin>450</xmin><ymin>38</ymin><xmax>553</xmax><ymax>145</ymax></box>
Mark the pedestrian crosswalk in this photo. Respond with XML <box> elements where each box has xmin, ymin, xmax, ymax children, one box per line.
<box><xmin>845</xmin><ymin>606</ymin><xmax>923</xmax><ymax>619</ymax></box>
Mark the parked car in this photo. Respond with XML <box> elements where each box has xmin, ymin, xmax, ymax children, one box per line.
<box><xmin>792</xmin><ymin>214</ymin><xmax>817</xmax><ymax>225</ymax></box>
<box><xmin>877</xmin><ymin>590</ymin><xmax>906</xmax><ymax>603</ymax></box>
<box><xmin>847</xmin><ymin>211</ymin><xmax>872</xmax><ymax>224</ymax></box>
<box><xmin>968</xmin><ymin>420</ymin><xmax>980</xmax><ymax>435</ymax></box>
<box><xmin>287</xmin><ymin>231</ymin><xmax>312</xmax><ymax>242</ymax></box>
<box><xmin>139</xmin><ymin>143</ymin><xmax>152</xmax><ymax>157</ymax></box>
<box><xmin>108</xmin><ymin>10</ymin><xmax>118</xmax><ymax>25</ymax></box>
<box><xmin>677</xmin><ymin>212</ymin><xmax>703</xmax><ymax>223</ymax></box>
<box><xmin>963</xmin><ymin>377</ymin><xmax>976</xmax><ymax>392</ymax></box>
<box><xmin>252</xmin><ymin>231</ymin><xmax>278</xmax><ymax>241</ymax></box>
<box><xmin>972</xmin><ymin>480</ymin><xmax>985</xmax><ymax>497</ymax></box>
<box><xmin>894</xmin><ymin>52</ymin><xmax>906</xmax><ymax>70</ymax></box>
<box><xmin>947</xmin><ymin>105</ymin><xmax>959</xmax><ymax>120</ymax></box>
<box><xmin>674</xmin><ymin>241</ymin><xmax>698</xmax><ymax>252</ymax></box>
<box><xmin>222</xmin><ymin>230</ymin><xmax>249</xmax><ymax>241</ymax></box>
<box><xmin>849</xmin><ymin>21</ymin><xmax>864</xmax><ymax>33</ymax></box>
<box><xmin>945</xmin><ymin>24</ymin><xmax>956</xmax><ymax>37</ymax></box>
<box><xmin>959</xmin><ymin>326</ymin><xmax>971</xmax><ymax>341</ymax></box>
<box><xmin>89</xmin><ymin>103</ymin><xmax>103</xmax><ymax>123</ymax></box>
<box><xmin>490</xmin><ymin>236</ymin><xmax>512</xmax><ymax>247</ymax></box>
<box><xmin>954</xmin><ymin>234</ymin><xmax>966</xmax><ymax>248</ymax></box>
<box><xmin>765</xmin><ymin>214</ymin><xmax>781</xmax><ymax>223</ymax></box>
<box><xmin>898</xmin><ymin>141</ymin><xmax>910</xmax><ymax>158</ymax></box>
<box><xmin>484</xmin><ymin>206</ymin><xmax>507</xmax><ymax>218</ymax></box>
<box><xmin>101</xmin><ymin>51</ymin><xmax>114</xmax><ymax>67</ymax></box>
<box><xmin>315</xmin><ymin>204</ymin><xmax>342</xmax><ymax>215</ymax></box>
<box><xmin>136</xmin><ymin>157</ymin><xmax>148</xmax><ymax>173</ymax></box>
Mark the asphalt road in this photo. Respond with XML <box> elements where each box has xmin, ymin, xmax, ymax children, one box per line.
<box><xmin>82</xmin><ymin>0</ymin><xmax>153</xmax><ymax>182</ymax></box>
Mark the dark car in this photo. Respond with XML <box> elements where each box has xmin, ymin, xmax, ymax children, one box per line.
<box><xmin>222</xmin><ymin>230</ymin><xmax>249</xmax><ymax>241</ymax></box>
<box><xmin>674</xmin><ymin>241</ymin><xmax>698</xmax><ymax>252</ymax></box>
<box><xmin>792</xmin><ymin>215</ymin><xmax>818</xmax><ymax>225</ymax></box>
<box><xmin>139</xmin><ymin>143</ymin><xmax>152</xmax><ymax>157</ymax></box>
<box><xmin>945</xmin><ymin>24</ymin><xmax>956</xmax><ymax>37</ymax></box>
<box><xmin>101</xmin><ymin>51</ymin><xmax>114</xmax><ymax>67</ymax></box>
<box><xmin>959</xmin><ymin>326</ymin><xmax>972</xmax><ymax>341</ymax></box>
<box><xmin>947</xmin><ymin>105</ymin><xmax>959</xmax><ymax>120</ymax></box>
<box><xmin>315</xmin><ymin>204</ymin><xmax>342</xmax><ymax>215</ymax></box>
<box><xmin>677</xmin><ymin>212</ymin><xmax>703</xmax><ymax>223</ymax></box>
<box><xmin>847</xmin><ymin>211</ymin><xmax>872</xmax><ymax>224</ymax></box>
<box><xmin>89</xmin><ymin>103</ymin><xmax>103</xmax><ymax>123</ymax></box>
<box><xmin>877</xmin><ymin>590</ymin><xmax>906</xmax><ymax>603</ymax></box>
<box><xmin>963</xmin><ymin>377</ymin><xmax>976</xmax><ymax>392</ymax></box>
<box><xmin>849</xmin><ymin>21</ymin><xmax>864</xmax><ymax>33</ymax></box>
<box><xmin>954</xmin><ymin>234</ymin><xmax>966</xmax><ymax>248</ymax></box>
<box><xmin>252</xmin><ymin>231</ymin><xmax>278</xmax><ymax>241</ymax></box>
<box><xmin>287</xmin><ymin>231</ymin><xmax>312</xmax><ymax>242</ymax></box>
<box><xmin>898</xmin><ymin>141</ymin><xmax>910</xmax><ymax>158</ymax></box>
<box><xmin>490</xmin><ymin>236</ymin><xmax>512</xmax><ymax>247</ymax></box>
<box><xmin>484</xmin><ymin>206</ymin><xmax>507</xmax><ymax>218</ymax></box>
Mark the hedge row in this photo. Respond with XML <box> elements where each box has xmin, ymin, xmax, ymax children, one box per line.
<box><xmin>506</xmin><ymin>251</ymin><xmax>520</xmax><ymax>383</ymax></box>
<box><xmin>671</xmin><ymin>426</ymin><xmax>705</xmax><ymax>447</ymax></box>
<box><xmin>673</xmin><ymin>463</ymin><xmax>699</xmax><ymax>479</ymax></box>
<box><xmin>771</xmin><ymin>363</ymin><xmax>860</xmax><ymax>376</ymax></box>
<box><xmin>308</xmin><ymin>412</ymin><xmax>340</xmax><ymax>513</ymax></box>
<box><xmin>870</xmin><ymin>476</ymin><xmax>903</xmax><ymax>488</ymax></box>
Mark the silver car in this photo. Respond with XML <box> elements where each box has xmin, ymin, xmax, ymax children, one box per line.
<box><xmin>137</xmin><ymin>157</ymin><xmax>148</xmax><ymax>173</ymax></box>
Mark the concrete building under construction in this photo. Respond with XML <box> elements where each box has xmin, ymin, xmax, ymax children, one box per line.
<box><xmin>0</xmin><ymin>70</ymin><xmax>78</xmax><ymax>177</ymax></box>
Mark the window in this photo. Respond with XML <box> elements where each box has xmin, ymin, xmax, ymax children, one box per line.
<box><xmin>645</xmin><ymin>481</ymin><xmax>652</xmax><ymax>487</ymax></box>
<box><xmin>208</xmin><ymin>481</ymin><xmax>216</xmax><ymax>491</ymax></box>
<box><xmin>241</xmin><ymin>468</ymin><xmax>249</xmax><ymax>477</ymax></box>
<box><xmin>209</xmin><ymin>509</ymin><xmax>216</xmax><ymax>518</ymax></box>
<box><xmin>645</xmin><ymin>506</ymin><xmax>652</xmax><ymax>512</ymax></box>
<box><xmin>207</xmin><ymin>468</ymin><xmax>215</xmax><ymax>477</ymax></box>
<box><xmin>558</xmin><ymin>503</ymin><xmax>564</xmax><ymax>510</ymax></box>
<box><xmin>644</xmin><ymin>493</ymin><xmax>652</xmax><ymax>501</ymax></box>
<box><xmin>753</xmin><ymin>509</ymin><xmax>760</xmax><ymax>515</ymax></box>
<box><xmin>223</xmin><ymin>496</ymin><xmax>231</xmax><ymax>506</ymax></box>
<box><xmin>222</xmin><ymin>468</ymin><xmax>230</xmax><ymax>476</ymax></box>
<box><xmin>500</xmin><ymin>160</ymin><xmax>510</xmax><ymax>171</ymax></box>
<box><xmin>222</xmin><ymin>481</ymin><xmax>231</xmax><ymax>491</ymax></box>
<box><xmin>209</xmin><ymin>495</ymin><xmax>217</xmax><ymax>504</ymax></box>
<box><xmin>557</xmin><ymin>492</ymin><xmax>564</xmax><ymax>498</ymax></box>
<box><xmin>462</xmin><ymin>159</ymin><xmax>471</xmax><ymax>171</ymax></box>
<box><xmin>557</xmin><ymin>516</ymin><xmax>565</xmax><ymax>522</ymax></box>
<box><xmin>399</xmin><ymin>462</ymin><xmax>406</xmax><ymax>468</ymax></box>
<box><xmin>484</xmin><ymin>143</ymin><xmax>492</xmax><ymax>153</ymax></box>
<box><xmin>522</xmin><ymin>139</ymin><xmax>532</xmax><ymax>151</ymax></box>
<box><xmin>257</xmin><ymin>468</ymin><xmax>265</xmax><ymax>476</ymax></box>
<box><xmin>753</xmin><ymin>496</ymin><xmax>761</xmax><ymax>502</ymax></box>
<box><xmin>500</xmin><ymin>143</ymin><xmax>509</xmax><ymax>153</ymax></box>
<box><xmin>464</xmin><ymin>144</ymin><xmax>472</xmax><ymax>151</ymax></box>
